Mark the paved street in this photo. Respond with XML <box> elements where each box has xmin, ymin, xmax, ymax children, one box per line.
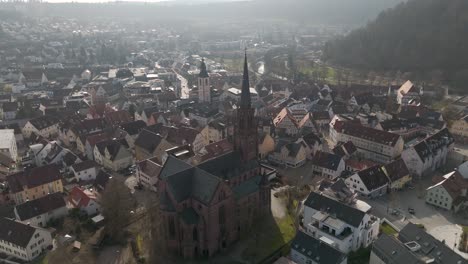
<box><xmin>362</xmin><ymin>178</ymin><xmax>468</xmax><ymax>258</ymax></box>
<box><xmin>176</xmin><ymin>73</ymin><xmax>189</xmax><ymax>99</ymax></box>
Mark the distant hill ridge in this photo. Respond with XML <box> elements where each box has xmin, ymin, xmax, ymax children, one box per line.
<box><xmin>323</xmin><ymin>0</ymin><xmax>468</xmax><ymax>89</ymax></box>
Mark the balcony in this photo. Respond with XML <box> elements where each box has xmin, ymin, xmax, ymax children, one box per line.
<box><xmin>307</xmin><ymin>221</ymin><xmax>353</xmax><ymax>241</ymax></box>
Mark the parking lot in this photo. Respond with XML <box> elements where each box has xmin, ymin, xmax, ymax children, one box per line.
<box><xmin>362</xmin><ymin>178</ymin><xmax>468</xmax><ymax>258</ymax></box>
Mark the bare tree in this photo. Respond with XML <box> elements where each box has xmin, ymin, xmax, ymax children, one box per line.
<box><xmin>101</xmin><ymin>178</ymin><xmax>135</xmax><ymax>243</ymax></box>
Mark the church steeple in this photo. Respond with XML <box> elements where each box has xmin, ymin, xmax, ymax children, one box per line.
<box><xmin>199</xmin><ymin>58</ymin><xmax>209</xmax><ymax>78</ymax></box>
<box><xmin>234</xmin><ymin>49</ymin><xmax>258</xmax><ymax>161</ymax></box>
<box><xmin>198</xmin><ymin>58</ymin><xmax>211</xmax><ymax>103</ymax></box>
<box><xmin>240</xmin><ymin>50</ymin><xmax>251</xmax><ymax>109</ymax></box>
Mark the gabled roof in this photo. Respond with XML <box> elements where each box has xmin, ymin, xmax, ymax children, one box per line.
<box><xmin>372</xmin><ymin>234</ymin><xmax>421</xmax><ymax>264</ymax></box>
<box><xmin>164</xmin><ymin>160</ymin><xmax>221</xmax><ymax>205</ymax></box>
<box><xmin>134</xmin><ymin>129</ymin><xmax>164</xmax><ymax>153</ymax></box>
<box><xmin>161</xmin><ymin>151</ymin><xmax>261</xmax><ymax>205</ymax></box>
<box><xmin>382</xmin><ymin>159</ymin><xmax>409</xmax><ymax>182</ymax></box>
<box><xmin>0</xmin><ymin>217</ymin><xmax>37</xmax><ymax>248</ymax></box>
<box><xmin>119</xmin><ymin>120</ymin><xmax>147</xmax><ymax>135</ymax></box>
<box><xmin>333</xmin><ymin>121</ymin><xmax>401</xmax><ymax>146</ymax></box>
<box><xmin>165</xmin><ymin>126</ymin><xmax>200</xmax><ymax>145</ymax></box>
<box><xmin>413</xmin><ymin>128</ymin><xmax>454</xmax><ymax>162</ymax></box>
<box><xmin>304</xmin><ymin>191</ymin><xmax>366</xmax><ymax>227</ymax></box>
<box><xmin>291</xmin><ymin>231</ymin><xmax>347</xmax><ymax>264</ymax></box>
<box><xmin>15</xmin><ymin>192</ymin><xmax>65</xmax><ymax>221</ymax></box>
<box><xmin>311</xmin><ymin>151</ymin><xmax>343</xmax><ymax>171</ymax></box>
<box><xmin>104</xmin><ymin>110</ymin><xmax>132</xmax><ymax>125</ymax></box>
<box><xmin>333</xmin><ymin>141</ymin><xmax>357</xmax><ymax>157</ymax></box>
<box><xmin>138</xmin><ymin>157</ymin><xmax>162</xmax><ymax>177</ymax></box>
<box><xmin>398</xmin><ymin>80</ymin><xmax>420</xmax><ymax>95</ymax></box>
<box><xmin>273</xmin><ymin>108</ymin><xmax>298</xmax><ymax>128</ymax></box>
<box><xmin>200</xmin><ymin>139</ymin><xmax>233</xmax><ymax>162</ymax></box>
<box><xmin>68</xmin><ymin>186</ymin><xmax>98</xmax><ymax>208</ymax></box>
<box><xmin>399</xmin><ymin>223</ymin><xmax>467</xmax><ymax>264</ymax></box>
<box><xmin>28</xmin><ymin>116</ymin><xmax>59</xmax><ymax>130</ymax></box>
<box><xmin>71</xmin><ymin>160</ymin><xmax>98</xmax><ymax>172</ymax></box>
<box><xmin>7</xmin><ymin>164</ymin><xmax>62</xmax><ymax>193</ymax></box>
<box><xmin>356</xmin><ymin>165</ymin><xmax>389</xmax><ymax>191</ymax></box>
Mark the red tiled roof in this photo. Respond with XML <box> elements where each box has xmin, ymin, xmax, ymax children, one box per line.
<box><xmin>68</xmin><ymin>186</ymin><xmax>97</xmax><ymax>208</ymax></box>
<box><xmin>334</xmin><ymin>121</ymin><xmax>401</xmax><ymax>146</ymax></box>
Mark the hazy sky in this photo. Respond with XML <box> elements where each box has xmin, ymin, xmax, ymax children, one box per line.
<box><xmin>45</xmin><ymin>0</ymin><xmax>170</xmax><ymax>2</ymax></box>
<box><xmin>44</xmin><ymin>0</ymin><xmax>236</xmax><ymax>3</ymax></box>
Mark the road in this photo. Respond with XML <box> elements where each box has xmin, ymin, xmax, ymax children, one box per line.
<box><xmin>176</xmin><ymin>73</ymin><xmax>190</xmax><ymax>99</ymax></box>
<box><xmin>362</xmin><ymin>182</ymin><xmax>468</xmax><ymax>258</ymax></box>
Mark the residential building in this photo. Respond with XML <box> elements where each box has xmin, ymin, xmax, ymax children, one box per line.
<box><xmin>304</xmin><ymin>191</ymin><xmax>380</xmax><ymax>253</ymax></box>
<box><xmin>302</xmin><ymin>132</ymin><xmax>322</xmax><ymax>158</ymax></box>
<box><xmin>0</xmin><ymin>129</ymin><xmax>17</xmax><ymax>162</ymax></box>
<box><xmin>345</xmin><ymin>165</ymin><xmax>389</xmax><ymax>198</ymax></box>
<box><xmin>450</xmin><ymin>115</ymin><xmax>468</xmax><ymax>144</ymax></box>
<box><xmin>311</xmin><ymin>151</ymin><xmax>345</xmax><ymax>180</ymax></box>
<box><xmin>22</xmin><ymin>116</ymin><xmax>59</xmax><ymax>139</ymax></box>
<box><xmin>19</xmin><ymin>70</ymin><xmax>48</xmax><ymax>87</ymax></box>
<box><xmin>426</xmin><ymin>164</ymin><xmax>468</xmax><ymax>212</ymax></box>
<box><xmin>200</xmin><ymin>120</ymin><xmax>227</xmax><ymax>144</ymax></box>
<box><xmin>258</xmin><ymin>133</ymin><xmax>275</xmax><ymax>160</ymax></box>
<box><xmin>273</xmin><ymin>108</ymin><xmax>299</xmax><ymax>136</ymax></box>
<box><xmin>401</xmin><ymin>128</ymin><xmax>455</xmax><ymax>178</ymax></box>
<box><xmin>136</xmin><ymin>157</ymin><xmax>162</xmax><ymax>192</ymax></box>
<box><xmin>135</xmin><ymin>106</ymin><xmax>159</xmax><ymax>125</ymax></box>
<box><xmin>94</xmin><ymin>139</ymin><xmax>133</xmax><ymax>171</ymax></box>
<box><xmin>119</xmin><ymin>120</ymin><xmax>147</xmax><ymax>149</ymax></box>
<box><xmin>134</xmin><ymin>129</ymin><xmax>173</xmax><ymax>161</ymax></box>
<box><xmin>330</xmin><ymin>121</ymin><xmax>404</xmax><ymax>164</ymax></box>
<box><xmin>370</xmin><ymin>223</ymin><xmax>467</xmax><ymax>264</ymax></box>
<box><xmin>7</xmin><ymin>164</ymin><xmax>64</xmax><ymax>205</ymax></box>
<box><xmin>0</xmin><ymin>217</ymin><xmax>52</xmax><ymax>261</ymax></box>
<box><xmin>165</xmin><ymin>126</ymin><xmax>206</xmax><ymax>153</ymax></box>
<box><xmin>1</xmin><ymin>102</ymin><xmax>18</xmax><ymax>120</ymax></box>
<box><xmin>290</xmin><ymin>231</ymin><xmax>347</xmax><ymax>264</ymax></box>
<box><xmin>14</xmin><ymin>192</ymin><xmax>67</xmax><ymax>227</ymax></box>
<box><xmin>68</xmin><ymin>187</ymin><xmax>101</xmax><ymax>216</ymax></box>
<box><xmin>104</xmin><ymin>110</ymin><xmax>132</xmax><ymax>126</ymax></box>
<box><xmin>396</xmin><ymin>80</ymin><xmax>422</xmax><ymax>105</ymax></box>
<box><xmin>332</xmin><ymin>141</ymin><xmax>357</xmax><ymax>160</ymax></box>
<box><xmin>268</xmin><ymin>139</ymin><xmax>307</xmax><ymax>168</ymax></box>
<box><xmin>381</xmin><ymin>159</ymin><xmax>412</xmax><ymax>190</ymax></box>
<box><xmin>147</xmin><ymin>111</ymin><xmax>168</xmax><ymax>126</ymax></box>
<box><xmin>71</xmin><ymin>160</ymin><xmax>99</xmax><ymax>182</ymax></box>
<box><xmin>157</xmin><ymin>52</ymin><xmax>272</xmax><ymax>259</ymax></box>
<box><xmin>30</xmin><ymin>141</ymin><xmax>74</xmax><ymax>167</ymax></box>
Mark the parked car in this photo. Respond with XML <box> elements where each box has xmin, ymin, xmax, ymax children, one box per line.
<box><xmin>408</xmin><ymin>207</ymin><xmax>415</xmax><ymax>214</ymax></box>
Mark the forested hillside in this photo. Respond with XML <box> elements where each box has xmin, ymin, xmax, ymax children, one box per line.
<box><xmin>323</xmin><ymin>0</ymin><xmax>468</xmax><ymax>90</ymax></box>
<box><xmin>17</xmin><ymin>0</ymin><xmax>403</xmax><ymax>26</ymax></box>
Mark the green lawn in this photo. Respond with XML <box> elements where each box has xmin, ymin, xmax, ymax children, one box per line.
<box><xmin>241</xmin><ymin>215</ymin><xmax>295</xmax><ymax>263</ymax></box>
<box><xmin>380</xmin><ymin>222</ymin><xmax>398</xmax><ymax>236</ymax></box>
<box><xmin>348</xmin><ymin>247</ymin><xmax>371</xmax><ymax>264</ymax></box>
<box><xmin>31</xmin><ymin>254</ymin><xmax>48</xmax><ymax>264</ymax></box>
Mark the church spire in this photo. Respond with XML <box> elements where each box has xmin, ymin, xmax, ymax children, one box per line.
<box><xmin>199</xmin><ymin>58</ymin><xmax>209</xmax><ymax>78</ymax></box>
<box><xmin>240</xmin><ymin>49</ymin><xmax>251</xmax><ymax>109</ymax></box>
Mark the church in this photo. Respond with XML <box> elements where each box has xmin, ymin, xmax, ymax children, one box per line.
<box><xmin>157</xmin><ymin>52</ymin><xmax>272</xmax><ymax>259</ymax></box>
